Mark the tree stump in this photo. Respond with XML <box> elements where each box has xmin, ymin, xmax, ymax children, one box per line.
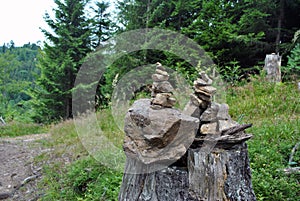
<box><xmin>188</xmin><ymin>142</ymin><xmax>256</xmax><ymax>201</ymax></box>
<box><xmin>263</xmin><ymin>53</ymin><xmax>281</xmax><ymax>82</ymax></box>
<box><xmin>119</xmin><ymin>141</ymin><xmax>256</xmax><ymax>201</ymax></box>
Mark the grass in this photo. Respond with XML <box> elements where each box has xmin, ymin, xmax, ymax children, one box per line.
<box><xmin>0</xmin><ymin>121</ymin><xmax>47</xmax><ymax>137</ymax></box>
<box><xmin>227</xmin><ymin>76</ymin><xmax>300</xmax><ymax>201</ymax></box>
<box><xmin>38</xmin><ymin>75</ymin><xmax>299</xmax><ymax>200</ymax></box>
<box><xmin>38</xmin><ymin>112</ymin><xmax>124</xmax><ymax>200</ymax></box>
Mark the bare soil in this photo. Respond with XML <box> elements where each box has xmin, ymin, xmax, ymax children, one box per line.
<box><xmin>0</xmin><ymin>134</ymin><xmax>52</xmax><ymax>201</ymax></box>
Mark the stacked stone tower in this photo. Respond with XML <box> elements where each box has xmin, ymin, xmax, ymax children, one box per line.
<box><xmin>151</xmin><ymin>62</ymin><xmax>176</xmax><ymax>108</ymax></box>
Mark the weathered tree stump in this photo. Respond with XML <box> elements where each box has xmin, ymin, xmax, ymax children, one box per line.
<box><xmin>263</xmin><ymin>53</ymin><xmax>281</xmax><ymax>82</ymax></box>
<box><xmin>119</xmin><ymin>157</ymin><xmax>195</xmax><ymax>201</ymax></box>
<box><xmin>188</xmin><ymin>142</ymin><xmax>256</xmax><ymax>201</ymax></box>
<box><xmin>119</xmin><ymin>141</ymin><xmax>256</xmax><ymax>201</ymax></box>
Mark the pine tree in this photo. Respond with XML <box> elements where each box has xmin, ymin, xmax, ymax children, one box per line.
<box><xmin>90</xmin><ymin>1</ymin><xmax>113</xmax><ymax>47</ymax></box>
<box><xmin>32</xmin><ymin>0</ymin><xmax>93</xmax><ymax>122</ymax></box>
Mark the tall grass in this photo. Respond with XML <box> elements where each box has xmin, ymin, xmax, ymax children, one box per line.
<box><xmin>227</xmin><ymin>76</ymin><xmax>300</xmax><ymax>201</ymax></box>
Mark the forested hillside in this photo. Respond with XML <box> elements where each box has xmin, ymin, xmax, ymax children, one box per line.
<box><xmin>0</xmin><ymin>42</ymin><xmax>40</xmax><ymax>122</ymax></box>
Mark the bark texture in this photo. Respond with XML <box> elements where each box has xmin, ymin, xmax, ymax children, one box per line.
<box><xmin>119</xmin><ymin>142</ymin><xmax>256</xmax><ymax>201</ymax></box>
<box><xmin>264</xmin><ymin>53</ymin><xmax>281</xmax><ymax>82</ymax></box>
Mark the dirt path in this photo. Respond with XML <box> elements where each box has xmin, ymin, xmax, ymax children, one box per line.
<box><xmin>0</xmin><ymin>134</ymin><xmax>52</xmax><ymax>201</ymax></box>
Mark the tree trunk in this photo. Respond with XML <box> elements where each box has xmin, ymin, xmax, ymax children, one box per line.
<box><xmin>275</xmin><ymin>0</ymin><xmax>285</xmax><ymax>53</ymax></box>
<box><xmin>188</xmin><ymin>142</ymin><xmax>256</xmax><ymax>201</ymax></box>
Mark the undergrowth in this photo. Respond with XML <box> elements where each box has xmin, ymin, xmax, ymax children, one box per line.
<box><xmin>38</xmin><ymin>111</ymin><xmax>123</xmax><ymax>200</ymax></box>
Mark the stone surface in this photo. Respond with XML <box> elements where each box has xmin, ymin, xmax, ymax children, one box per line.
<box><xmin>200</xmin><ymin>122</ymin><xmax>218</xmax><ymax>134</ymax></box>
<box><xmin>196</xmin><ymin>93</ymin><xmax>212</xmax><ymax>102</ymax></box>
<box><xmin>151</xmin><ymin>63</ymin><xmax>176</xmax><ymax>108</ymax></box>
<box><xmin>124</xmin><ymin>99</ymin><xmax>199</xmax><ymax>165</ymax></box>
<box><xmin>189</xmin><ymin>94</ymin><xmax>204</xmax><ymax>108</ymax></box>
<box><xmin>217</xmin><ymin>104</ymin><xmax>230</xmax><ymax>120</ymax></box>
<box><xmin>194</xmin><ymin>78</ymin><xmax>209</xmax><ymax>86</ymax></box>
<box><xmin>200</xmin><ymin>102</ymin><xmax>219</xmax><ymax>122</ymax></box>
<box><xmin>152</xmin><ymin>81</ymin><xmax>174</xmax><ymax>93</ymax></box>
<box><xmin>151</xmin><ymin>93</ymin><xmax>175</xmax><ymax>108</ymax></box>
<box><xmin>156</xmin><ymin>62</ymin><xmax>165</xmax><ymax>71</ymax></box>
<box><xmin>155</xmin><ymin>68</ymin><xmax>169</xmax><ymax>76</ymax></box>
<box><xmin>199</xmin><ymin>71</ymin><xmax>213</xmax><ymax>85</ymax></box>
<box><xmin>218</xmin><ymin>119</ymin><xmax>238</xmax><ymax>132</ymax></box>
<box><xmin>183</xmin><ymin>100</ymin><xmax>201</xmax><ymax>118</ymax></box>
<box><xmin>152</xmin><ymin>74</ymin><xmax>169</xmax><ymax>82</ymax></box>
<box><xmin>194</xmin><ymin>85</ymin><xmax>217</xmax><ymax>95</ymax></box>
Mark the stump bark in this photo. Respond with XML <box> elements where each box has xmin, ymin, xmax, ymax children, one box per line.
<box><xmin>119</xmin><ymin>141</ymin><xmax>256</xmax><ymax>201</ymax></box>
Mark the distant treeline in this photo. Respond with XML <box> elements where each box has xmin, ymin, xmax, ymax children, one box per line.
<box><xmin>0</xmin><ymin>42</ymin><xmax>40</xmax><ymax>122</ymax></box>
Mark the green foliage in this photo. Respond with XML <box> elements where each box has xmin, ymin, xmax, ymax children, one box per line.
<box><xmin>30</xmin><ymin>0</ymin><xmax>114</xmax><ymax>123</ymax></box>
<box><xmin>41</xmin><ymin>157</ymin><xmax>122</xmax><ymax>201</ymax></box>
<box><xmin>218</xmin><ymin>60</ymin><xmax>243</xmax><ymax>86</ymax></box>
<box><xmin>0</xmin><ymin>43</ymin><xmax>40</xmax><ymax>122</ymax></box>
<box><xmin>116</xmin><ymin>0</ymin><xmax>300</xmax><ymax>80</ymax></box>
<box><xmin>227</xmin><ymin>76</ymin><xmax>299</xmax><ymax>122</ymax></box>
<box><xmin>38</xmin><ymin>110</ymin><xmax>123</xmax><ymax>200</ymax></box>
<box><xmin>248</xmin><ymin>121</ymin><xmax>300</xmax><ymax>200</ymax></box>
<box><xmin>284</xmin><ymin>43</ymin><xmax>300</xmax><ymax>80</ymax></box>
<box><xmin>227</xmin><ymin>76</ymin><xmax>300</xmax><ymax>200</ymax></box>
<box><xmin>90</xmin><ymin>1</ymin><xmax>115</xmax><ymax>47</ymax></box>
<box><xmin>39</xmin><ymin>78</ymin><xmax>300</xmax><ymax>200</ymax></box>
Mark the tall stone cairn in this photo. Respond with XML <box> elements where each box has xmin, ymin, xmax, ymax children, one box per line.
<box><xmin>118</xmin><ymin>66</ymin><xmax>256</xmax><ymax>201</ymax></box>
<box><xmin>151</xmin><ymin>62</ymin><xmax>176</xmax><ymax>108</ymax></box>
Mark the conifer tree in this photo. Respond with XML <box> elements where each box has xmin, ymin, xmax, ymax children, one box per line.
<box><xmin>91</xmin><ymin>1</ymin><xmax>113</xmax><ymax>47</ymax></box>
<box><xmin>32</xmin><ymin>0</ymin><xmax>93</xmax><ymax>122</ymax></box>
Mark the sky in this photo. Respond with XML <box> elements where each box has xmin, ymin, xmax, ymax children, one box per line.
<box><xmin>0</xmin><ymin>0</ymin><xmax>56</xmax><ymax>46</ymax></box>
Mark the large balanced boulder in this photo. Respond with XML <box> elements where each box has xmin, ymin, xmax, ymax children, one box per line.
<box><xmin>124</xmin><ymin>98</ymin><xmax>199</xmax><ymax>167</ymax></box>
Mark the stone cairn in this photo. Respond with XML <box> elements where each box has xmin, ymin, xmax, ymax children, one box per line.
<box><xmin>119</xmin><ymin>64</ymin><xmax>256</xmax><ymax>201</ymax></box>
<box><xmin>150</xmin><ymin>62</ymin><xmax>176</xmax><ymax>109</ymax></box>
<box><xmin>185</xmin><ymin>71</ymin><xmax>253</xmax><ymax>143</ymax></box>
